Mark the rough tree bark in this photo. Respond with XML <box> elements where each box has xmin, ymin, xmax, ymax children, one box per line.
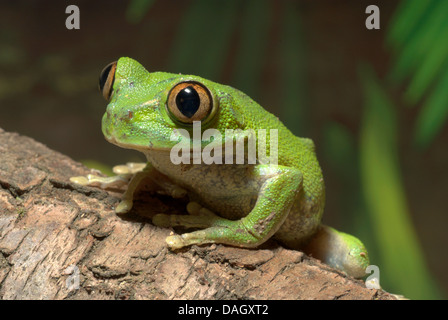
<box><xmin>0</xmin><ymin>128</ymin><xmax>395</xmax><ymax>300</ymax></box>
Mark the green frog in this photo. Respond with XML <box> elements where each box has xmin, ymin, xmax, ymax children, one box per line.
<box><xmin>71</xmin><ymin>57</ymin><xmax>369</xmax><ymax>278</ymax></box>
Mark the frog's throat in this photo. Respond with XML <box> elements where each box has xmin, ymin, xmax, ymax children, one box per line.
<box><xmin>104</xmin><ymin>135</ymin><xmax>170</xmax><ymax>153</ymax></box>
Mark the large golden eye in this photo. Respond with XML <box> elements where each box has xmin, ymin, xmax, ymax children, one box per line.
<box><xmin>167</xmin><ymin>81</ymin><xmax>213</xmax><ymax>124</ymax></box>
<box><xmin>99</xmin><ymin>61</ymin><xmax>117</xmax><ymax>101</ymax></box>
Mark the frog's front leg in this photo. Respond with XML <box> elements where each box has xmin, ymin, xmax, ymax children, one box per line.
<box><xmin>114</xmin><ymin>163</ymin><xmax>153</xmax><ymax>214</ymax></box>
<box><xmin>71</xmin><ymin>162</ymin><xmax>187</xmax><ymax>214</ymax></box>
<box><xmin>152</xmin><ymin>165</ymin><xmax>302</xmax><ymax>249</ymax></box>
<box><xmin>115</xmin><ymin>163</ymin><xmax>188</xmax><ymax>213</ymax></box>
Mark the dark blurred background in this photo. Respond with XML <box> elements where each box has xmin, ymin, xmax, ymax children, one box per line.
<box><xmin>0</xmin><ymin>0</ymin><xmax>446</xmax><ymax>299</ymax></box>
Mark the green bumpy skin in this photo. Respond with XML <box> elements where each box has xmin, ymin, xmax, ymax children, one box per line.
<box><xmin>71</xmin><ymin>57</ymin><xmax>370</xmax><ymax>278</ymax></box>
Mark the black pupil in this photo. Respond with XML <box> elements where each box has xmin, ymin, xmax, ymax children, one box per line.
<box><xmin>176</xmin><ymin>86</ymin><xmax>200</xmax><ymax>118</ymax></box>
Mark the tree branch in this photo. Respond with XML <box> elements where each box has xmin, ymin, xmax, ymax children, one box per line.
<box><xmin>0</xmin><ymin>128</ymin><xmax>395</xmax><ymax>300</ymax></box>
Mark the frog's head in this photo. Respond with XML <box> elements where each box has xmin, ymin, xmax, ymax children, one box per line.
<box><xmin>99</xmin><ymin>57</ymin><xmax>247</xmax><ymax>154</ymax></box>
<box><xmin>99</xmin><ymin>58</ymin><xmax>231</xmax><ymax>152</ymax></box>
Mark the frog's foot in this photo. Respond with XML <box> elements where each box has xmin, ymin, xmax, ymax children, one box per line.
<box><xmin>72</xmin><ymin>162</ymin><xmax>189</xmax><ymax>215</ymax></box>
<box><xmin>70</xmin><ymin>162</ymin><xmax>146</xmax><ymax>188</ymax></box>
<box><xmin>70</xmin><ymin>172</ymin><xmax>131</xmax><ymax>189</ymax></box>
<box><xmin>302</xmin><ymin>225</ymin><xmax>370</xmax><ymax>278</ymax></box>
<box><xmin>112</xmin><ymin>162</ymin><xmax>147</xmax><ymax>175</ymax></box>
<box><xmin>152</xmin><ymin>202</ymin><xmax>258</xmax><ymax>250</ymax></box>
<box><xmin>152</xmin><ymin>202</ymin><xmax>225</xmax><ymax>229</ymax></box>
<box><xmin>71</xmin><ymin>162</ymin><xmax>149</xmax><ymax>214</ymax></box>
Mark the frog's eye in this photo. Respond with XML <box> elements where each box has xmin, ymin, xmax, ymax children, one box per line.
<box><xmin>99</xmin><ymin>61</ymin><xmax>117</xmax><ymax>101</ymax></box>
<box><xmin>167</xmin><ymin>81</ymin><xmax>213</xmax><ymax>124</ymax></box>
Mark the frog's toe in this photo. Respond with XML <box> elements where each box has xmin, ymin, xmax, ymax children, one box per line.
<box><xmin>186</xmin><ymin>202</ymin><xmax>216</xmax><ymax>217</ymax></box>
<box><xmin>186</xmin><ymin>202</ymin><xmax>202</xmax><ymax>215</ymax></box>
<box><xmin>115</xmin><ymin>199</ymin><xmax>134</xmax><ymax>214</ymax></box>
<box><xmin>169</xmin><ymin>186</ymin><xmax>188</xmax><ymax>199</ymax></box>
<box><xmin>112</xmin><ymin>162</ymin><xmax>146</xmax><ymax>175</ymax></box>
<box><xmin>165</xmin><ymin>234</ymin><xmax>188</xmax><ymax>250</ymax></box>
<box><xmin>70</xmin><ymin>173</ymin><xmax>131</xmax><ymax>189</ymax></box>
<box><xmin>70</xmin><ymin>176</ymin><xmax>91</xmax><ymax>186</ymax></box>
<box><xmin>165</xmin><ymin>230</ymin><xmax>216</xmax><ymax>250</ymax></box>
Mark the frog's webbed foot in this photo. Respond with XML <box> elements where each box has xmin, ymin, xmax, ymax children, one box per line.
<box><xmin>70</xmin><ymin>162</ymin><xmax>146</xmax><ymax>187</ymax></box>
<box><xmin>71</xmin><ymin>162</ymin><xmax>187</xmax><ymax>215</ymax></box>
<box><xmin>70</xmin><ymin>162</ymin><xmax>146</xmax><ymax>214</ymax></box>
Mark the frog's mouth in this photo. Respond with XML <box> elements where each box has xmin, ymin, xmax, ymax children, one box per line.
<box><xmin>103</xmin><ymin>134</ymin><xmax>127</xmax><ymax>149</ymax></box>
<box><xmin>103</xmin><ymin>133</ymin><xmax>167</xmax><ymax>153</ymax></box>
<box><xmin>103</xmin><ymin>133</ymin><xmax>133</xmax><ymax>150</ymax></box>
<box><xmin>101</xmin><ymin>105</ymin><xmax>174</xmax><ymax>152</ymax></box>
<box><xmin>102</xmin><ymin>126</ymin><xmax>174</xmax><ymax>154</ymax></box>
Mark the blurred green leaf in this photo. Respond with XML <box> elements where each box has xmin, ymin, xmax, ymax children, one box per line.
<box><xmin>387</xmin><ymin>0</ymin><xmax>448</xmax><ymax>148</ymax></box>
<box><xmin>168</xmin><ymin>0</ymin><xmax>238</xmax><ymax>80</ymax></box>
<box><xmin>126</xmin><ymin>0</ymin><xmax>156</xmax><ymax>24</ymax></box>
<box><xmin>387</xmin><ymin>0</ymin><xmax>431</xmax><ymax>51</ymax></box>
<box><xmin>231</xmin><ymin>0</ymin><xmax>269</xmax><ymax>98</ymax></box>
<box><xmin>389</xmin><ymin>1</ymin><xmax>448</xmax><ymax>85</ymax></box>
<box><xmin>279</xmin><ymin>1</ymin><xmax>307</xmax><ymax>135</ymax></box>
<box><xmin>404</xmin><ymin>21</ymin><xmax>448</xmax><ymax>104</ymax></box>
<box><xmin>322</xmin><ymin>121</ymin><xmax>376</xmax><ymax>250</ymax></box>
<box><xmin>359</xmin><ymin>65</ymin><xmax>441</xmax><ymax>299</ymax></box>
<box><xmin>323</xmin><ymin>122</ymin><xmax>357</xmax><ymax>175</ymax></box>
<box><xmin>414</xmin><ymin>65</ymin><xmax>448</xmax><ymax>148</ymax></box>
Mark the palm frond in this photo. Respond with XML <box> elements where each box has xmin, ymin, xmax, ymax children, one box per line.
<box><xmin>388</xmin><ymin>0</ymin><xmax>448</xmax><ymax>147</ymax></box>
<box><xmin>359</xmin><ymin>65</ymin><xmax>442</xmax><ymax>299</ymax></box>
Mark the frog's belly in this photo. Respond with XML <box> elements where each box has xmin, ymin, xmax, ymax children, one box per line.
<box><xmin>181</xmin><ymin>165</ymin><xmax>263</xmax><ymax>219</ymax></box>
<box><xmin>182</xmin><ymin>168</ymin><xmax>261</xmax><ymax>219</ymax></box>
<box><xmin>146</xmin><ymin>152</ymin><xmax>264</xmax><ymax>219</ymax></box>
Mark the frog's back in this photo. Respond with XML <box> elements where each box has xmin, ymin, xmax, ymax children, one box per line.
<box><xmin>227</xmin><ymin>86</ymin><xmax>325</xmax><ymax>205</ymax></box>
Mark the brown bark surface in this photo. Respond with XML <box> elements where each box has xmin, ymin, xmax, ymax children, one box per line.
<box><xmin>0</xmin><ymin>128</ymin><xmax>396</xmax><ymax>300</ymax></box>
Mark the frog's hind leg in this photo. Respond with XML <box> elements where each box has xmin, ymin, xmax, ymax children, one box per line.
<box><xmin>302</xmin><ymin>225</ymin><xmax>369</xmax><ymax>278</ymax></box>
<box><xmin>152</xmin><ymin>165</ymin><xmax>302</xmax><ymax>251</ymax></box>
<box><xmin>152</xmin><ymin>200</ymin><xmax>255</xmax><ymax>249</ymax></box>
